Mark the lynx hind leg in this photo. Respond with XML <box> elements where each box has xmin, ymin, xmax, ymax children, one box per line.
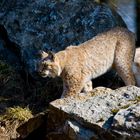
<box><xmin>82</xmin><ymin>81</ymin><xmax>93</xmax><ymax>93</ymax></box>
<box><xmin>114</xmin><ymin>41</ymin><xmax>136</xmax><ymax>86</ymax></box>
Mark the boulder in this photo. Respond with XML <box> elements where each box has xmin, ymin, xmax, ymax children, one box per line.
<box><xmin>0</xmin><ymin>0</ymin><xmax>126</xmax><ymax>73</ymax></box>
<box><xmin>112</xmin><ymin>103</ymin><xmax>140</xmax><ymax>139</ymax></box>
<box><xmin>47</xmin><ymin>86</ymin><xmax>140</xmax><ymax>140</ymax></box>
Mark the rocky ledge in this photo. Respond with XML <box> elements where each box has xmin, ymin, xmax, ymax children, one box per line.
<box><xmin>47</xmin><ymin>86</ymin><xmax>140</xmax><ymax>140</ymax></box>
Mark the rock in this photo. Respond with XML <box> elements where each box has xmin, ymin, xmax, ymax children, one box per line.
<box><xmin>17</xmin><ymin>112</ymin><xmax>47</xmax><ymax>139</ymax></box>
<box><xmin>111</xmin><ymin>103</ymin><xmax>140</xmax><ymax>140</ymax></box>
<box><xmin>108</xmin><ymin>0</ymin><xmax>136</xmax><ymax>33</ymax></box>
<box><xmin>0</xmin><ymin>111</ymin><xmax>47</xmax><ymax>140</ymax></box>
<box><xmin>47</xmin><ymin>86</ymin><xmax>140</xmax><ymax>140</ymax></box>
<box><xmin>0</xmin><ymin>37</ymin><xmax>23</xmax><ymax>71</ymax></box>
<box><xmin>0</xmin><ymin>0</ymin><xmax>126</xmax><ymax>74</ymax></box>
<box><xmin>63</xmin><ymin>120</ymin><xmax>98</xmax><ymax>140</ymax></box>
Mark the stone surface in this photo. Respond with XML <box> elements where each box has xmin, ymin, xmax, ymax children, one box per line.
<box><xmin>47</xmin><ymin>86</ymin><xmax>140</xmax><ymax>140</ymax></box>
<box><xmin>63</xmin><ymin>120</ymin><xmax>98</xmax><ymax>140</ymax></box>
<box><xmin>108</xmin><ymin>0</ymin><xmax>136</xmax><ymax>33</ymax></box>
<box><xmin>0</xmin><ymin>0</ymin><xmax>126</xmax><ymax>73</ymax></box>
<box><xmin>111</xmin><ymin>103</ymin><xmax>140</xmax><ymax>140</ymax></box>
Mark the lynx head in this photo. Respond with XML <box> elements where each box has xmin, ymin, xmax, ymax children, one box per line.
<box><xmin>38</xmin><ymin>51</ymin><xmax>61</xmax><ymax>78</ymax></box>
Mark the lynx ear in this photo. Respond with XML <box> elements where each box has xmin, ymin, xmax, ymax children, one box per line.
<box><xmin>38</xmin><ymin>50</ymin><xmax>55</xmax><ymax>61</ymax></box>
<box><xmin>38</xmin><ymin>50</ymin><xmax>48</xmax><ymax>57</ymax></box>
<box><xmin>47</xmin><ymin>51</ymin><xmax>55</xmax><ymax>61</ymax></box>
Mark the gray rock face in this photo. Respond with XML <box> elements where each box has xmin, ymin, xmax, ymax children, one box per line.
<box><xmin>112</xmin><ymin>103</ymin><xmax>140</xmax><ymax>139</ymax></box>
<box><xmin>47</xmin><ymin>86</ymin><xmax>140</xmax><ymax>140</ymax></box>
<box><xmin>0</xmin><ymin>0</ymin><xmax>126</xmax><ymax>73</ymax></box>
<box><xmin>63</xmin><ymin>120</ymin><xmax>97</xmax><ymax>140</ymax></box>
<box><xmin>0</xmin><ymin>38</ymin><xmax>21</xmax><ymax>71</ymax></box>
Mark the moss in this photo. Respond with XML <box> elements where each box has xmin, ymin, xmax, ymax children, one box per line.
<box><xmin>111</xmin><ymin>96</ymin><xmax>140</xmax><ymax>116</ymax></box>
<box><xmin>111</xmin><ymin>108</ymin><xmax>119</xmax><ymax>115</ymax></box>
<box><xmin>126</xmin><ymin>96</ymin><xmax>140</xmax><ymax>106</ymax></box>
<box><xmin>121</xmin><ymin>104</ymin><xmax>130</xmax><ymax>109</ymax></box>
<box><xmin>111</xmin><ymin>104</ymin><xmax>131</xmax><ymax>115</ymax></box>
<box><xmin>135</xmin><ymin>96</ymin><xmax>140</xmax><ymax>102</ymax></box>
<box><xmin>0</xmin><ymin>106</ymin><xmax>33</xmax><ymax>122</ymax></box>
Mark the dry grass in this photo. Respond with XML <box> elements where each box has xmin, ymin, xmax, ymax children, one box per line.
<box><xmin>0</xmin><ymin>106</ymin><xmax>33</xmax><ymax>121</ymax></box>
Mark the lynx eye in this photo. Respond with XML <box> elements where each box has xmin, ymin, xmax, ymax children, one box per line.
<box><xmin>42</xmin><ymin>64</ymin><xmax>48</xmax><ymax>70</ymax></box>
<box><xmin>42</xmin><ymin>57</ymin><xmax>50</xmax><ymax>62</ymax></box>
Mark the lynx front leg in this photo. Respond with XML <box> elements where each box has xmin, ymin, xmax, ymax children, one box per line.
<box><xmin>61</xmin><ymin>79</ymin><xmax>84</xmax><ymax>98</ymax></box>
<box><xmin>114</xmin><ymin>42</ymin><xmax>136</xmax><ymax>85</ymax></box>
<box><xmin>82</xmin><ymin>80</ymin><xmax>93</xmax><ymax>93</ymax></box>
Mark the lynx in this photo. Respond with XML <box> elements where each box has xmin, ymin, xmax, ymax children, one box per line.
<box><xmin>38</xmin><ymin>27</ymin><xmax>136</xmax><ymax>98</ymax></box>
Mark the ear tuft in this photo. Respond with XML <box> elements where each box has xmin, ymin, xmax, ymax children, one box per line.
<box><xmin>47</xmin><ymin>51</ymin><xmax>55</xmax><ymax>60</ymax></box>
<box><xmin>38</xmin><ymin>50</ymin><xmax>48</xmax><ymax>58</ymax></box>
